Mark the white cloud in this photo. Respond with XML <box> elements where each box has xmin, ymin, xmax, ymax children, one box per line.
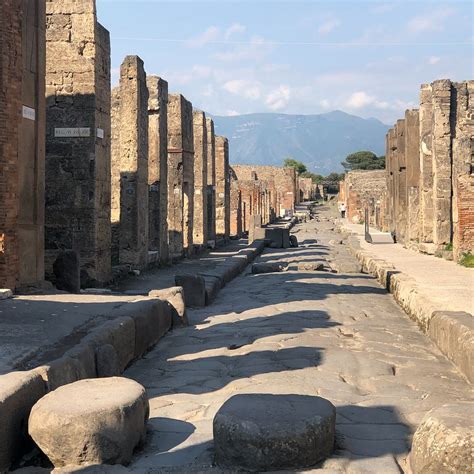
<box><xmin>226</xmin><ymin>110</ymin><xmax>240</xmax><ymax>116</ymax></box>
<box><xmin>266</xmin><ymin>85</ymin><xmax>291</xmax><ymax>111</ymax></box>
<box><xmin>222</xmin><ymin>79</ymin><xmax>261</xmax><ymax>100</ymax></box>
<box><xmin>407</xmin><ymin>7</ymin><xmax>455</xmax><ymax>34</ymax></box>
<box><xmin>187</xmin><ymin>26</ymin><xmax>220</xmax><ymax>48</ymax></box>
<box><xmin>320</xmin><ymin>99</ymin><xmax>331</xmax><ymax>109</ymax></box>
<box><xmin>318</xmin><ymin>18</ymin><xmax>341</xmax><ymax>35</ymax></box>
<box><xmin>346</xmin><ymin>91</ymin><xmax>391</xmax><ymax>110</ymax></box>
<box><xmin>225</xmin><ymin>23</ymin><xmax>246</xmax><ymax>39</ymax></box>
<box><xmin>428</xmin><ymin>56</ymin><xmax>441</xmax><ymax>65</ymax></box>
<box><xmin>214</xmin><ymin>35</ymin><xmax>271</xmax><ymax>62</ymax></box>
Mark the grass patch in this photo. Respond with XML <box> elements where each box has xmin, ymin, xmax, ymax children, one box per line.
<box><xmin>444</xmin><ymin>242</ymin><xmax>453</xmax><ymax>251</ymax></box>
<box><xmin>459</xmin><ymin>252</ymin><xmax>474</xmax><ymax>268</ymax></box>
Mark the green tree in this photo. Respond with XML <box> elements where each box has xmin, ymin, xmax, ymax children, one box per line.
<box><xmin>283</xmin><ymin>158</ymin><xmax>307</xmax><ymax>175</ymax></box>
<box><xmin>301</xmin><ymin>171</ymin><xmax>324</xmax><ymax>184</ymax></box>
<box><xmin>341</xmin><ymin>151</ymin><xmax>385</xmax><ymax>171</ymax></box>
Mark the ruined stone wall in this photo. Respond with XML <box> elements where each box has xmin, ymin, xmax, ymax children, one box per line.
<box><xmin>192</xmin><ymin>110</ymin><xmax>208</xmax><ymax>247</ymax></box>
<box><xmin>299</xmin><ymin>177</ymin><xmax>314</xmax><ymax>201</ymax></box>
<box><xmin>232</xmin><ymin>165</ymin><xmax>297</xmax><ymax>217</ymax></box>
<box><xmin>111</xmin><ymin>55</ymin><xmax>149</xmax><ymax>269</ymax></box>
<box><xmin>343</xmin><ymin>170</ymin><xmax>387</xmax><ymax>226</ymax></box>
<box><xmin>237</xmin><ymin>180</ymin><xmax>263</xmax><ymax>233</ymax></box>
<box><xmin>206</xmin><ymin>118</ymin><xmax>216</xmax><ymax>243</ymax></box>
<box><xmin>167</xmin><ymin>94</ymin><xmax>194</xmax><ymax>259</ymax></box>
<box><xmin>386</xmin><ymin>79</ymin><xmax>473</xmax><ymax>260</ymax></box>
<box><xmin>147</xmin><ymin>76</ymin><xmax>168</xmax><ymax>264</ymax></box>
<box><xmin>215</xmin><ymin>136</ymin><xmax>230</xmax><ymax>238</ymax></box>
<box><xmin>0</xmin><ymin>0</ymin><xmax>23</xmax><ymax>289</ymax></box>
<box><xmin>45</xmin><ymin>0</ymin><xmax>111</xmax><ymax>285</ymax></box>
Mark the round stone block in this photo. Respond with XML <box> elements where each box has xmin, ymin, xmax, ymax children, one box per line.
<box><xmin>29</xmin><ymin>377</ymin><xmax>149</xmax><ymax>467</ymax></box>
<box><xmin>213</xmin><ymin>394</ymin><xmax>335</xmax><ymax>471</ymax></box>
<box><xmin>410</xmin><ymin>402</ymin><xmax>473</xmax><ymax>474</ymax></box>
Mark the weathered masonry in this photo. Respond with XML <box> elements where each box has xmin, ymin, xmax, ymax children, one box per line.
<box><xmin>147</xmin><ymin>76</ymin><xmax>169</xmax><ymax>265</ymax></box>
<box><xmin>215</xmin><ymin>136</ymin><xmax>230</xmax><ymax>240</ymax></box>
<box><xmin>111</xmin><ymin>56</ymin><xmax>149</xmax><ymax>269</ymax></box>
<box><xmin>167</xmin><ymin>94</ymin><xmax>194</xmax><ymax>259</ymax></box>
<box><xmin>0</xmin><ymin>0</ymin><xmax>46</xmax><ymax>291</ymax></box>
<box><xmin>341</xmin><ymin>78</ymin><xmax>473</xmax><ymax>263</ymax></box>
<box><xmin>45</xmin><ymin>0</ymin><xmax>111</xmax><ymax>286</ymax></box>
<box><xmin>206</xmin><ymin>117</ymin><xmax>216</xmax><ymax>244</ymax></box>
<box><xmin>192</xmin><ymin>110</ymin><xmax>208</xmax><ymax>249</ymax></box>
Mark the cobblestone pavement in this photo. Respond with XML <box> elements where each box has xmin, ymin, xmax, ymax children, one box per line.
<box><xmin>125</xmin><ymin>206</ymin><xmax>472</xmax><ymax>473</ymax></box>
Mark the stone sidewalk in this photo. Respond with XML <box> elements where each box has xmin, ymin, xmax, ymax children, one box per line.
<box><xmin>0</xmin><ymin>240</ymin><xmax>249</xmax><ymax>375</ymax></box>
<box><xmin>341</xmin><ymin>221</ymin><xmax>474</xmax><ymax>315</ymax></box>
<box><xmin>123</xmin><ymin>207</ymin><xmax>472</xmax><ymax>473</ymax></box>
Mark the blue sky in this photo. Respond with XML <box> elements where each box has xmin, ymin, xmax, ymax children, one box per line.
<box><xmin>97</xmin><ymin>0</ymin><xmax>473</xmax><ymax>124</ymax></box>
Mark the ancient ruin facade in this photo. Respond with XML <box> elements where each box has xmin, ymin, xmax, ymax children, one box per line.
<box><xmin>111</xmin><ymin>56</ymin><xmax>149</xmax><ymax>269</ymax></box>
<box><xmin>147</xmin><ymin>76</ymin><xmax>169</xmax><ymax>264</ymax></box>
<box><xmin>386</xmin><ymin>79</ymin><xmax>473</xmax><ymax>259</ymax></box>
<box><xmin>45</xmin><ymin>0</ymin><xmax>111</xmax><ymax>285</ymax></box>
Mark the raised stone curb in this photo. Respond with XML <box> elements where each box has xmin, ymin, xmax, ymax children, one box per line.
<box><xmin>346</xmin><ymin>239</ymin><xmax>473</xmax><ymax>383</ymax></box>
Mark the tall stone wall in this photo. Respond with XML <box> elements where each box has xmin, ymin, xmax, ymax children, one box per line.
<box><xmin>167</xmin><ymin>94</ymin><xmax>194</xmax><ymax>259</ymax></box>
<box><xmin>45</xmin><ymin>0</ymin><xmax>111</xmax><ymax>286</ymax></box>
<box><xmin>383</xmin><ymin>79</ymin><xmax>473</xmax><ymax>261</ymax></box>
<box><xmin>192</xmin><ymin>110</ymin><xmax>208</xmax><ymax>247</ymax></box>
<box><xmin>0</xmin><ymin>0</ymin><xmax>23</xmax><ymax>290</ymax></box>
<box><xmin>206</xmin><ymin>117</ymin><xmax>216</xmax><ymax>243</ymax></box>
<box><xmin>111</xmin><ymin>55</ymin><xmax>149</xmax><ymax>269</ymax></box>
<box><xmin>147</xmin><ymin>76</ymin><xmax>168</xmax><ymax>264</ymax></box>
<box><xmin>215</xmin><ymin>136</ymin><xmax>230</xmax><ymax>239</ymax></box>
<box><xmin>230</xmin><ymin>169</ymin><xmax>242</xmax><ymax>237</ymax></box>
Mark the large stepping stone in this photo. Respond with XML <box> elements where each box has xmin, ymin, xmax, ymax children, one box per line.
<box><xmin>410</xmin><ymin>402</ymin><xmax>473</xmax><ymax>474</ymax></box>
<box><xmin>213</xmin><ymin>394</ymin><xmax>335</xmax><ymax>471</ymax></box>
<box><xmin>28</xmin><ymin>378</ymin><xmax>149</xmax><ymax>467</ymax></box>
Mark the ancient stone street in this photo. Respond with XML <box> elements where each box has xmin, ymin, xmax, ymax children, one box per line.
<box><xmin>124</xmin><ymin>206</ymin><xmax>472</xmax><ymax>472</ymax></box>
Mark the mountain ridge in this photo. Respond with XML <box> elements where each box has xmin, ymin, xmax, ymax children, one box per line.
<box><xmin>211</xmin><ymin>111</ymin><xmax>390</xmax><ymax>175</ymax></box>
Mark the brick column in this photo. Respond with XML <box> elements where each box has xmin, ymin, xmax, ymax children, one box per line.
<box><xmin>431</xmin><ymin>79</ymin><xmax>453</xmax><ymax>248</ymax></box>
<box><xmin>147</xmin><ymin>76</ymin><xmax>169</xmax><ymax>264</ymax></box>
<box><xmin>405</xmin><ymin>109</ymin><xmax>420</xmax><ymax>243</ymax></box>
<box><xmin>111</xmin><ymin>55</ymin><xmax>149</xmax><ymax>269</ymax></box>
<box><xmin>0</xmin><ymin>0</ymin><xmax>23</xmax><ymax>290</ymax></box>
<box><xmin>215</xmin><ymin>136</ymin><xmax>230</xmax><ymax>239</ymax></box>
<box><xmin>167</xmin><ymin>94</ymin><xmax>194</xmax><ymax>259</ymax></box>
<box><xmin>419</xmin><ymin>83</ymin><xmax>434</xmax><ymax>244</ymax></box>
<box><xmin>206</xmin><ymin>117</ymin><xmax>216</xmax><ymax>243</ymax></box>
<box><xmin>452</xmin><ymin>81</ymin><xmax>474</xmax><ymax>260</ymax></box>
<box><xmin>192</xmin><ymin>110</ymin><xmax>208</xmax><ymax>248</ymax></box>
<box><xmin>45</xmin><ymin>0</ymin><xmax>111</xmax><ymax>286</ymax></box>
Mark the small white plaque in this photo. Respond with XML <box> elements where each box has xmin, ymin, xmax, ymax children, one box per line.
<box><xmin>96</xmin><ymin>128</ymin><xmax>104</xmax><ymax>139</ymax></box>
<box><xmin>55</xmin><ymin>127</ymin><xmax>91</xmax><ymax>138</ymax></box>
<box><xmin>22</xmin><ymin>106</ymin><xmax>36</xmax><ymax>121</ymax></box>
<box><xmin>219</xmin><ymin>192</ymin><xmax>225</xmax><ymax>198</ymax></box>
<box><xmin>174</xmin><ymin>188</ymin><xmax>180</xmax><ymax>194</ymax></box>
<box><xmin>195</xmin><ymin>189</ymin><xmax>201</xmax><ymax>195</ymax></box>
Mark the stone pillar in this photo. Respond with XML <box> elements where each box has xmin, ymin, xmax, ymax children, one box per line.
<box><xmin>405</xmin><ymin>109</ymin><xmax>421</xmax><ymax>243</ymax></box>
<box><xmin>386</xmin><ymin>128</ymin><xmax>398</xmax><ymax>235</ymax></box>
<box><xmin>206</xmin><ymin>117</ymin><xmax>216</xmax><ymax>243</ymax></box>
<box><xmin>192</xmin><ymin>110</ymin><xmax>208</xmax><ymax>248</ymax></box>
<box><xmin>167</xmin><ymin>94</ymin><xmax>194</xmax><ymax>259</ymax></box>
<box><xmin>230</xmin><ymin>170</ymin><xmax>242</xmax><ymax>237</ymax></box>
<box><xmin>215</xmin><ymin>136</ymin><xmax>230</xmax><ymax>239</ymax></box>
<box><xmin>111</xmin><ymin>55</ymin><xmax>149</xmax><ymax>269</ymax></box>
<box><xmin>452</xmin><ymin>81</ymin><xmax>474</xmax><ymax>260</ymax></box>
<box><xmin>396</xmin><ymin>119</ymin><xmax>407</xmax><ymax>244</ymax></box>
<box><xmin>431</xmin><ymin>79</ymin><xmax>453</xmax><ymax>248</ymax></box>
<box><xmin>147</xmin><ymin>76</ymin><xmax>169</xmax><ymax>264</ymax></box>
<box><xmin>17</xmin><ymin>0</ymin><xmax>46</xmax><ymax>288</ymax></box>
<box><xmin>419</xmin><ymin>83</ymin><xmax>434</xmax><ymax>245</ymax></box>
<box><xmin>45</xmin><ymin>0</ymin><xmax>111</xmax><ymax>286</ymax></box>
<box><xmin>0</xmin><ymin>0</ymin><xmax>23</xmax><ymax>290</ymax></box>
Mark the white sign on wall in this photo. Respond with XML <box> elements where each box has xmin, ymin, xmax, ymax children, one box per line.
<box><xmin>195</xmin><ymin>189</ymin><xmax>201</xmax><ymax>195</ymax></box>
<box><xmin>96</xmin><ymin>128</ymin><xmax>104</xmax><ymax>139</ymax></box>
<box><xmin>55</xmin><ymin>128</ymin><xmax>91</xmax><ymax>138</ymax></box>
<box><xmin>22</xmin><ymin>106</ymin><xmax>36</xmax><ymax>121</ymax></box>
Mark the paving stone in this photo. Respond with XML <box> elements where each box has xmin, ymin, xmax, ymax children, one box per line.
<box><xmin>28</xmin><ymin>378</ymin><xmax>149</xmax><ymax>467</ymax></box>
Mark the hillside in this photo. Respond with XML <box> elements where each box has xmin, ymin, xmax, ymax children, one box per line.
<box><xmin>212</xmin><ymin>111</ymin><xmax>389</xmax><ymax>175</ymax></box>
